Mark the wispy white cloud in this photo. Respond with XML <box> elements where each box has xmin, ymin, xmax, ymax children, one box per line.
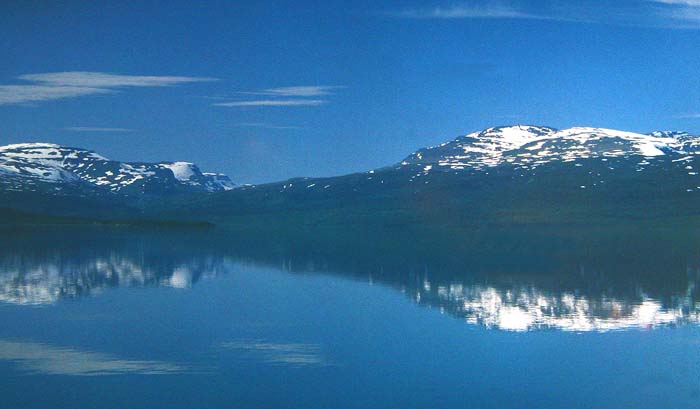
<box><xmin>677</xmin><ymin>113</ymin><xmax>700</xmax><ymax>119</ymax></box>
<box><xmin>64</xmin><ymin>126</ymin><xmax>135</xmax><ymax>132</ymax></box>
<box><xmin>647</xmin><ymin>0</ymin><xmax>700</xmax><ymax>26</ymax></box>
<box><xmin>660</xmin><ymin>8</ymin><xmax>700</xmax><ymax>25</ymax></box>
<box><xmin>649</xmin><ymin>0</ymin><xmax>700</xmax><ymax>5</ymax></box>
<box><xmin>389</xmin><ymin>4</ymin><xmax>542</xmax><ymax>20</ymax></box>
<box><xmin>0</xmin><ymin>85</ymin><xmax>114</xmax><ymax>105</ymax></box>
<box><xmin>216</xmin><ymin>85</ymin><xmax>342</xmax><ymax>108</ymax></box>
<box><xmin>0</xmin><ymin>339</ymin><xmax>190</xmax><ymax>376</ymax></box>
<box><xmin>20</xmin><ymin>72</ymin><xmax>216</xmax><ymax>88</ymax></box>
<box><xmin>214</xmin><ymin>99</ymin><xmax>327</xmax><ymax>107</ymax></box>
<box><xmin>234</xmin><ymin>122</ymin><xmax>303</xmax><ymax>130</ymax></box>
<box><xmin>243</xmin><ymin>85</ymin><xmax>345</xmax><ymax>97</ymax></box>
<box><xmin>0</xmin><ymin>71</ymin><xmax>216</xmax><ymax>106</ymax></box>
<box><xmin>388</xmin><ymin>1</ymin><xmax>700</xmax><ymax>28</ymax></box>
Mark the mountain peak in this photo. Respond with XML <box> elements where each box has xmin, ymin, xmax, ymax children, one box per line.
<box><xmin>0</xmin><ymin>142</ymin><xmax>108</xmax><ymax>160</ymax></box>
<box><xmin>475</xmin><ymin>125</ymin><xmax>557</xmax><ymax>138</ymax></box>
<box><xmin>158</xmin><ymin>161</ymin><xmax>198</xmax><ymax>182</ymax></box>
<box><xmin>0</xmin><ymin>142</ymin><xmax>61</xmax><ymax>150</ymax></box>
<box><xmin>0</xmin><ymin>142</ymin><xmax>234</xmax><ymax>195</ymax></box>
<box><xmin>402</xmin><ymin>125</ymin><xmax>698</xmax><ymax>171</ymax></box>
<box><xmin>649</xmin><ymin>130</ymin><xmax>691</xmax><ymax>139</ymax></box>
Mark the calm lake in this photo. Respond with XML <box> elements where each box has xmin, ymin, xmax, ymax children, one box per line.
<box><xmin>1</xmin><ymin>225</ymin><xmax>700</xmax><ymax>408</ymax></box>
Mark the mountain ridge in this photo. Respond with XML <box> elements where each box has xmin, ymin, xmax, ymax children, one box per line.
<box><xmin>399</xmin><ymin>125</ymin><xmax>698</xmax><ymax>171</ymax></box>
<box><xmin>0</xmin><ymin>142</ymin><xmax>235</xmax><ymax>197</ymax></box>
<box><xmin>4</xmin><ymin>125</ymin><xmax>700</xmax><ymax>226</ymax></box>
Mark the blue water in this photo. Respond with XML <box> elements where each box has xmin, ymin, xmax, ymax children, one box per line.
<box><xmin>0</xmin><ymin>226</ymin><xmax>699</xmax><ymax>408</ymax></box>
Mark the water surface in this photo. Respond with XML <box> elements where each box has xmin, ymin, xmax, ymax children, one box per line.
<box><xmin>1</xmin><ymin>225</ymin><xmax>699</xmax><ymax>408</ymax></box>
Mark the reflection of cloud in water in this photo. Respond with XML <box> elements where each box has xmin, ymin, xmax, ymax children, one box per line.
<box><xmin>219</xmin><ymin>340</ymin><xmax>329</xmax><ymax>367</ymax></box>
<box><xmin>0</xmin><ymin>340</ymin><xmax>189</xmax><ymax>376</ymax></box>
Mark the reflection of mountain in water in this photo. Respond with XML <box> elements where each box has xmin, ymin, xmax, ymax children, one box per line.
<box><xmin>0</xmin><ymin>254</ymin><xmax>226</xmax><ymax>305</ymax></box>
<box><xmin>2</xmin><ymin>225</ymin><xmax>700</xmax><ymax>331</ymax></box>
<box><xmin>409</xmin><ymin>280</ymin><xmax>700</xmax><ymax>331</ymax></box>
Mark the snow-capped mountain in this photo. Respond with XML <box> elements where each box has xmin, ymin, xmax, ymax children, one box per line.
<box><xmin>170</xmin><ymin>124</ymin><xmax>700</xmax><ymax>227</ymax></box>
<box><xmin>401</xmin><ymin>125</ymin><xmax>700</xmax><ymax>171</ymax></box>
<box><xmin>4</xmin><ymin>125</ymin><xmax>700</xmax><ymax>224</ymax></box>
<box><xmin>0</xmin><ymin>143</ymin><xmax>234</xmax><ymax>196</ymax></box>
<box><xmin>225</xmin><ymin>124</ymin><xmax>700</xmax><ymax>199</ymax></box>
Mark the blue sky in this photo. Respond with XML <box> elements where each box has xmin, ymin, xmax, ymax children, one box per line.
<box><xmin>2</xmin><ymin>0</ymin><xmax>700</xmax><ymax>183</ymax></box>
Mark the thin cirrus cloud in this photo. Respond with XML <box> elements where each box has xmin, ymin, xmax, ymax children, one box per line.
<box><xmin>650</xmin><ymin>0</ymin><xmax>700</xmax><ymax>5</ymax></box>
<box><xmin>64</xmin><ymin>127</ymin><xmax>135</xmax><ymax>132</ymax></box>
<box><xmin>389</xmin><ymin>4</ymin><xmax>545</xmax><ymax>20</ymax></box>
<box><xmin>243</xmin><ymin>85</ymin><xmax>345</xmax><ymax>97</ymax></box>
<box><xmin>234</xmin><ymin>122</ymin><xmax>303</xmax><ymax>130</ymax></box>
<box><xmin>0</xmin><ymin>71</ymin><xmax>216</xmax><ymax>106</ymax></box>
<box><xmin>647</xmin><ymin>0</ymin><xmax>700</xmax><ymax>25</ymax></box>
<box><xmin>389</xmin><ymin>1</ymin><xmax>700</xmax><ymax>28</ymax></box>
<box><xmin>215</xmin><ymin>85</ymin><xmax>343</xmax><ymax>108</ymax></box>
<box><xmin>214</xmin><ymin>99</ymin><xmax>327</xmax><ymax>107</ymax></box>
<box><xmin>0</xmin><ymin>85</ymin><xmax>115</xmax><ymax>106</ymax></box>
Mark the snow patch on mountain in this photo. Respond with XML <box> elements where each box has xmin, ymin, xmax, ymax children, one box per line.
<box><xmin>0</xmin><ymin>143</ymin><xmax>235</xmax><ymax>194</ymax></box>
<box><xmin>402</xmin><ymin>125</ymin><xmax>697</xmax><ymax>171</ymax></box>
<box><xmin>159</xmin><ymin>162</ymin><xmax>197</xmax><ymax>182</ymax></box>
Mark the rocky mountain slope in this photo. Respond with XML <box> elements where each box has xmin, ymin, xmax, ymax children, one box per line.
<box><xmin>0</xmin><ymin>143</ymin><xmax>234</xmax><ymax>196</ymax></box>
<box><xmin>401</xmin><ymin>126</ymin><xmax>698</xmax><ymax>171</ymax></box>
<box><xmin>4</xmin><ymin>125</ymin><xmax>700</xmax><ymax>225</ymax></box>
<box><xmin>167</xmin><ymin>125</ymin><xmax>700</xmax><ymax>227</ymax></box>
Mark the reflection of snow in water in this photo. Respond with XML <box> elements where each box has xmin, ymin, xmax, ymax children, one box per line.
<box><xmin>417</xmin><ymin>282</ymin><xmax>700</xmax><ymax>332</ymax></box>
<box><xmin>169</xmin><ymin>267</ymin><xmax>194</xmax><ymax>289</ymax></box>
<box><xmin>2</xmin><ymin>250</ymin><xmax>700</xmax><ymax>332</ymax></box>
<box><xmin>0</xmin><ymin>254</ymin><xmax>224</xmax><ymax>305</ymax></box>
